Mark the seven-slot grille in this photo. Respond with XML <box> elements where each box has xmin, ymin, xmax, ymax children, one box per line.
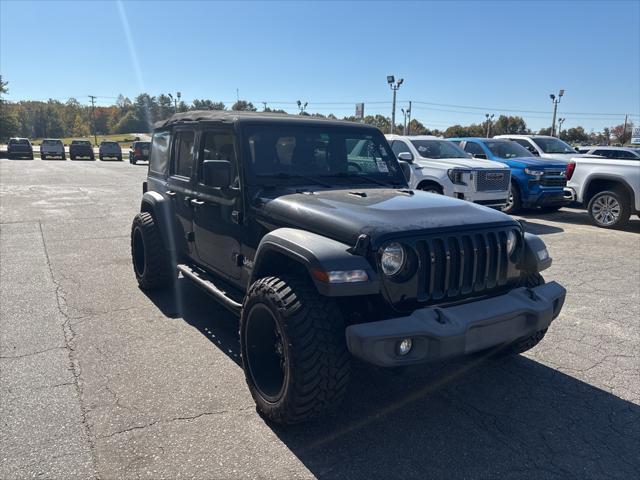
<box><xmin>475</xmin><ymin>169</ymin><xmax>511</xmax><ymax>192</ymax></box>
<box><xmin>414</xmin><ymin>229</ymin><xmax>514</xmax><ymax>303</ymax></box>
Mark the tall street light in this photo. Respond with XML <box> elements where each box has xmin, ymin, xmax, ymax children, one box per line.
<box><xmin>557</xmin><ymin>117</ymin><xmax>566</xmax><ymax>138</ymax></box>
<box><xmin>550</xmin><ymin>89</ymin><xmax>564</xmax><ymax>137</ymax></box>
<box><xmin>485</xmin><ymin>113</ymin><xmax>495</xmax><ymax>138</ymax></box>
<box><xmin>297</xmin><ymin>100</ymin><xmax>308</xmax><ymax>114</ymax></box>
<box><xmin>387</xmin><ymin>75</ymin><xmax>403</xmax><ymax>134</ymax></box>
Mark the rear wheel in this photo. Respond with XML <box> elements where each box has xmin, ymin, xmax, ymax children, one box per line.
<box><xmin>130</xmin><ymin>212</ymin><xmax>174</xmax><ymax>289</ymax></box>
<box><xmin>587</xmin><ymin>190</ymin><xmax>630</xmax><ymax>229</ymax></box>
<box><xmin>240</xmin><ymin>275</ymin><xmax>350</xmax><ymax>424</ymax></box>
<box><xmin>41</xmin><ymin>154</ymin><xmax>47</xmax><ymax>160</ymax></box>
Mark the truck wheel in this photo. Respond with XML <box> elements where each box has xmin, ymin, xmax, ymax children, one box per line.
<box><xmin>587</xmin><ymin>190</ymin><xmax>630</xmax><ymax>229</ymax></box>
<box><xmin>418</xmin><ymin>182</ymin><xmax>443</xmax><ymax>194</ymax></box>
<box><xmin>502</xmin><ymin>182</ymin><xmax>521</xmax><ymax>214</ymax></box>
<box><xmin>130</xmin><ymin>212</ymin><xmax>174</xmax><ymax>289</ymax></box>
<box><xmin>240</xmin><ymin>275</ymin><xmax>350</xmax><ymax>424</ymax></box>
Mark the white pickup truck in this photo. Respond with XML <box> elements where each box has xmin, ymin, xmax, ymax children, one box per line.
<box><xmin>386</xmin><ymin>135</ymin><xmax>511</xmax><ymax>208</ymax></box>
<box><xmin>495</xmin><ymin>135</ymin><xmax>640</xmax><ymax>228</ymax></box>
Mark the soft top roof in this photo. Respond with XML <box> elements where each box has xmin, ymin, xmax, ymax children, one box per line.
<box><xmin>154</xmin><ymin>110</ymin><xmax>375</xmax><ymax>131</ymax></box>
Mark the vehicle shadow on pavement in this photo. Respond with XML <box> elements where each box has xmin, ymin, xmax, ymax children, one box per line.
<box><xmin>519</xmin><ymin>208</ymin><xmax>640</xmax><ymax>233</ymax></box>
<box><xmin>144</xmin><ymin>280</ymin><xmax>640</xmax><ymax>479</ymax></box>
<box><xmin>517</xmin><ymin>218</ymin><xmax>564</xmax><ymax>236</ymax></box>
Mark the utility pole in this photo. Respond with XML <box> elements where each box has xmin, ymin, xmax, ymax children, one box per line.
<box><xmin>387</xmin><ymin>75</ymin><xmax>403</xmax><ymax>134</ymax></box>
<box><xmin>485</xmin><ymin>113</ymin><xmax>494</xmax><ymax>138</ymax></box>
<box><xmin>407</xmin><ymin>101</ymin><xmax>412</xmax><ymax>135</ymax></box>
<box><xmin>88</xmin><ymin>95</ymin><xmax>97</xmax><ymax>146</ymax></box>
<box><xmin>622</xmin><ymin>114</ymin><xmax>628</xmax><ymax>145</ymax></box>
<box><xmin>549</xmin><ymin>89</ymin><xmax>564</xmax><ymax>136</ymax></box>
<box><xmin>262</xmin><ymin>102</ymin><xmax>268</xmax><ymax>111</ymax></box>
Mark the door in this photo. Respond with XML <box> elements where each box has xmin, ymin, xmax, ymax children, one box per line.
<box><xmin>192</xmin><ymin>128</ymin><xmax>244</xmax><ymax>281</ymax></box>
<box><xmin>167</xmin><ymin>128</ymin><xmax>197</xmax><ymax>259</ymax></box>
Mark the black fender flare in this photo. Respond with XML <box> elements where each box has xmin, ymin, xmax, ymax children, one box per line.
<box><xmin>520</xmin><ymin>232</ymin><xmax>552</xmax><ymax>273</ymax></box>
<box><xmin>140</xmin><ymin>191</ymin><xmax>175</xmax><ymax>252</ymax></box>
<box><xmin>251</xmin><ymin>228</ymin><xmax>380</xmax><ymax>296</ymax></box>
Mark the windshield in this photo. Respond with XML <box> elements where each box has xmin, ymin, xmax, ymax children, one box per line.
<box><xmin>11</xmin><ymin>139</ymin><xmax>30</xmax><ymax>145</ymax></box>
<box><xmin>532</xmin><ymin>137</ymin><xmax>576</xmax><ymax>154</ymax></box>
<box><xmin>484</xmin><ymin>140</ymin><xmax>533</xmax><ymax>158</ymax></box>
<box><xmin>43</xmin><ymin>139</ymin><xmax>61</xmax><ymax>145</ymax></box>
<box><xmin>243</xmin><ymin>125</ymin><xmax>405</xmax><ymax>186</ymax></box>
<box><xmin>410</xmin><ymin>139</ymin><xmax>469</xmax><ymax>159</ymax></box>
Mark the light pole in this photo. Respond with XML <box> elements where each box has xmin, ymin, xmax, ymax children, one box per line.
<box><xmin>296</xmin><ymin>100</ymin><xmax>308</xmax><ymax>114</ymax></box>
<box><xmin>557</xmin><ymin>118</ymin><xmax>565</xmax><ymax>138</ymax></box>
<box><xmin>550</xmin><ymin>89</ymin><xmax>564</xmax><ymax>136</ymax></box>
<box><xmin>387</xmin><ymin>75</ymin><xmax>403</xmax><ymax>134</ymax></box>
<box><xmin>485</xmin><ymin>113</ymin><xmax>494</xmax><ymax>138</ymax></box>
<box><xmin>406</xmin><ymin>101</ymin><xmax>412</xmax><ymax>135</ymax></box>
<box><xmin>401</xmin><ymin>108</ymin><xmax>408</xmax><ymax>135</ymax></box>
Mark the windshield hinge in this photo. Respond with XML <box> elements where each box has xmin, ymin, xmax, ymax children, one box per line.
<box><xmin>349</xmin><ymin>234</ymin><xmax>371</xmax><ymax>256</ymax></box>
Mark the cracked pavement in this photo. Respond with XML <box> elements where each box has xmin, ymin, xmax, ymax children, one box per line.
<box><xmin>1</xmin><ymin>158</ymin><xmax>639</xmax><ymax>479</ymax></box>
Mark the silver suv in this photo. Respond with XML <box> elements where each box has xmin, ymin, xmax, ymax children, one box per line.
<box><xmin>99</xmin><ymin>141</ymin><xmax>122</xmax><ymax>161</ymax></box>
<box><xmin>40</xmin><ymin>139</ymin><xmax>65</xmax><ymax>160</ymax></box>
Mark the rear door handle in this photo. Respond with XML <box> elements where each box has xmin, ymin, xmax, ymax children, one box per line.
<box><xmin>191</xmin><ymin>199</ymin><xmax>205</xmax><ymax>206</ymax></box>
<box><xmin>166</xmin><ymin>190</ymin><xmax>176</xmax><ymax>197</ymax></box>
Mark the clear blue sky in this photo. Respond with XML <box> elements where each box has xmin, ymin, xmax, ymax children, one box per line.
<box><xmin>1</xmin><ymin>0</ymin><xmax>639</xmax><ymax>132</ymax></box>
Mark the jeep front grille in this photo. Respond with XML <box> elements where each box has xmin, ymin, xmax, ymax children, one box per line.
<box><xmin>415</xmin><ymin>229</ymin><xmax>513</xmax><ymax>302</ymax></box>
<box><xmin>475</xmin><ymin>170</ymin><xmax>511</xmax><ymax>192</ymax></box>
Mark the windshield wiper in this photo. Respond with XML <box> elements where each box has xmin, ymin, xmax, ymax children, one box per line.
<box><xmin>256</xmin><ymin>173</ymin><xmax>333</xmax><ymax>188</ymax></box>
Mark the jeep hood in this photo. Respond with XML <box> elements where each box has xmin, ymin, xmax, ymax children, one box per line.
<box><xmin>256</xmin><ymin>188</ymin><xmax>517</xmax><ymax>247</ymax></box>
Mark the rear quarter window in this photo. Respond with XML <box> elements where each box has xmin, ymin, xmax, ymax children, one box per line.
<box><xmin>149</xmin><ymin>131</ymin><xmax>171</xmax><ymax>175</ymax></box>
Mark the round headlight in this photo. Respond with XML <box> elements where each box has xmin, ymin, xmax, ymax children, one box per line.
<box><xmin>381</xmin><ymin>243</ymin><xmax>405</xmax><ymax>276</ymax></box>
<box><xmin>507</xmin><ymin>230</ymin><xmax>517</xmax><ymax>256</ymax></box>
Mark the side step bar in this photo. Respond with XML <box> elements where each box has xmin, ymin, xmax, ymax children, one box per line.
<box><xmin>177</xmin><ymin>264</ymin><xmax>242</xmax><ymax>314</ymax></box>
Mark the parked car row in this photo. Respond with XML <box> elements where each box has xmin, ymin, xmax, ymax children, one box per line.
<box><xmin>4</xmin><ymin>137</ymin><xmax>151</xmax><ymax>163</ymax></box>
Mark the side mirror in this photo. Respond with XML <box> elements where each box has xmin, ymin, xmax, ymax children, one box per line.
<box><xmin>202</xmin><ymin>160</ymin><xmax>231</xmax><ymax>188</ymax></box>
<box><xmin>473</xmin><ymin>153</ymin><xmax>488</xmax><ymax>159</ymax></box>
<box><xmin>397</xmin><ymin>151</ymin><xmax>413</xmax><ymax>162</ymax></box>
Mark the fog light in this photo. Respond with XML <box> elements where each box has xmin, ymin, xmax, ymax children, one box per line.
<box><xmin>397</xmin><ymin>338</ymin><xmax>413</xmax><ymax>356</ymax></box>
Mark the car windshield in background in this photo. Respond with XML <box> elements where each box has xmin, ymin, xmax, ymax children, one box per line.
<box><xmin>532</xmin><ymin>137</ymin><xmax>576</xmax><ymax>154</ymax></box>
<box><xmin>244</xmin><ymin>125</ymin><xmax>405</xmax><ymax>185</ymax></box>
<box><xmin>411</xmin><ymin>139</ymin><xmax>468</xmax><ymax>159</ymax></box>
<box><xmin>43</xmin><ymin>139</ymin><xmax>61</xmax><ymax>145</ymax></box>
<box><xmin>484</xmin><ymin>140</ymin><xmax>533</xmax><ymax>158</ymax></box>
<box><xmin>11</xmin><ymin>139</ymin><xmax>30</xmax><ymax>145</ymax></box>
<box><xmin>73</xmin><ymin>141</ymin><xmax>91</xmax><ymax>145</ymax></box>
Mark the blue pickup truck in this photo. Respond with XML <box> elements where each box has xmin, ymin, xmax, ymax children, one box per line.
<box><xmin>448</xmin><ymin>137</ymin><xmax>573</xmax><ymax>214</ymax></box>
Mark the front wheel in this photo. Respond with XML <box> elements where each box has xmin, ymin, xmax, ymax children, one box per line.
<box><xmin>240</xmin><ymin>275</ymin><xmax>350</xmax><ymax>424</ymax></box>
<box><xmin>502</xmin><ymin>182</ymin><xmax>521</xmax><ymax>214</ymax></box>
<box><xmin>587</xmin><ymin>190</ymin><xmax>630</xmax><ymax>229</ymax></box>
<box><xmin>130</xmin><ymin>212</ymin><xmax>174</xmax><ymax>289</ymax></box>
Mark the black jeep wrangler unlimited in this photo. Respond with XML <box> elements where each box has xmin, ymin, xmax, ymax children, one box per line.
<box><xmin>131</xmin><ymin>111</ymin><xmax>566</xmax><ymax>424</ymax></box>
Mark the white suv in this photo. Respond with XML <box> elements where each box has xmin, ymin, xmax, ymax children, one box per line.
<box><xmin>386</xmin><ymin>135</ymin><xmax>511</xmax><ymax>207</ymax></box>
<box><xmin>493</xmin><ymin>135</ymin><xmax>595</xmax><ymax>161</ymax></box>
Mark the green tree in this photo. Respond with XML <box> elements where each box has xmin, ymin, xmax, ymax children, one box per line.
<box><xmin>611</xmin><ymin>122</ymin><xmax>633</xmax><ymax>145</ymax></box>
<box><xmin>232</xmin><ymin>100</ymin><xmax>257</xmax><ymax>111</ymax></box>
<box><xmin>491</xmin><ymin>115</ymin><xmax>528</xmax><ymax>135</ymax></box>
<box><xmin>192</xmin><ymin>99</ymin><xmax>225</xmax><ymax>111</ymax></box>
<box><xmin>561</xmin><ymin>126</ymin><xmax>589</xmax><ymax>144</ymax></box>
<box><xmin>113</xmin><ymin>110</ymin><xmax>145</xmax><ymax>134</ymax></box>
<box><xmin>0</xmin><ymin>76</ymin><xmax>20</xmax><ymax>141</ymax></box>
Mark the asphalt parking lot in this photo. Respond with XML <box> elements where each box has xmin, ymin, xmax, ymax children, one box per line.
<box><xmin>1</xmin><ymin>157</ymin><xmax>639</xmax><ymax>479</ymax></box>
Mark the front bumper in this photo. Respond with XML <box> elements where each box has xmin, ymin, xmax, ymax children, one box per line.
<box><xmin>523</xmin><ymin>190</ymin><xmax>572</xmax><ymax>208</ymax></box>
<box><xmin>345</xmin><ymin>281</ymin><xmax>566</xmax><ymax>367</ymax></box>
<box><xmin>451</xmin><ymin>188</ymin><xmax>509</xmax><ymax>207</ymax></box>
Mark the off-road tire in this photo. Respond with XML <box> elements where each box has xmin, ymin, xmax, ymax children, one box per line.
<box><xmin>587</xmin><ymin>190</ymin><xmax>630</xmax><ymax>229</ymax></box>
<box><xmin>240</xmin><ymin>275</ymin><xmax>350</xmax><ymax>424</ymax></box>
<box><xmin>130</xmin><ymin>212</ymin><xmax>174</xmax><ymax>289</ymax></box>
<box><xmin>502</xmin><ymin>181</ymin><xmax>521</xmax><ymax>214</ymax></box>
